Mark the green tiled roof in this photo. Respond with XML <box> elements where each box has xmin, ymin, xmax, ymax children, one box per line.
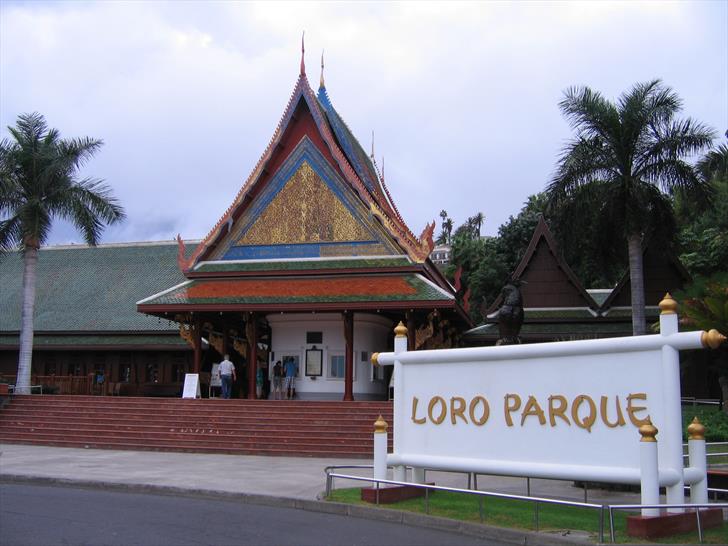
<box><xmin>0</xmin><ymin>333</ymin><xmax>188</xmax><ymax>348</ymax></box>
<box><xmin>523</xmin><ymin>309</ymin><xmax>596</xmax><ymax>319</ymax></box>
<box><xmin>466</xmin><ymin>321</ymin><xmax>632</xmax><ymax>338</ymax></box>
<box><xmin>194</xmin><ymin>256</ymin><xmax>412</xmax><ymax>273</ymax></box>
<box><xmin>0</xmin><ymin>242</ymin><xmax>192</xmax><ymax>333</ymax></box>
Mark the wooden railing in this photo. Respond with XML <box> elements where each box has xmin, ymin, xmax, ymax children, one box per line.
<box><xmin>0</xmin><ymin>374</ymin><xmax>94</xmax><ymax>395</ymax></box>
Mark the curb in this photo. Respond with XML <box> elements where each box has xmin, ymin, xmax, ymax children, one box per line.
<box><xmin>1</xmin><ymin>474</ymin><xmax>597</xmax><ymax>545</ymax></box>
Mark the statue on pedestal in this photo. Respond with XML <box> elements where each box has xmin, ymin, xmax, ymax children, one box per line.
<box><xmin>496</xmin><ymin>279</ymin><xmax>525</xmax><ymax>346</ymax></box>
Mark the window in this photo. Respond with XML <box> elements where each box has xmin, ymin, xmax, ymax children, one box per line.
<box><xmin>329</xmin><ymin>354</ymin><xmax>345</xmax><ymax>379</ymax></box>
<box><xmin>306</xmin><ymin>331</ymin><xmax>323</xmax><ymax>344</ymax></box>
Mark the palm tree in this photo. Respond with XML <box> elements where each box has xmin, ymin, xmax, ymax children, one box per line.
<box><xmin>471</xmin><ymin>212</ymin><xmax>484</xmax><ymax>237</ymax></box>
<box><xmin>443</xmin><ymin>218</ymin><xmax>454</xmax><ymax>244</ymax></box>
<box><xmin>546</xmin><ymin>80</ymin><xmax>714</xmax><ymax>335</ymax></box>
<box><xmin>0</xmin><ymin>113</ymin><xmax>125</xmax><ymax>394</ymax></box>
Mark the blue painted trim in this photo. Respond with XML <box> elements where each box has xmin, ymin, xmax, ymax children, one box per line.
<box><xmin>224</xmin><ymin>241</ymin><xmax>382</xmax><ymax>260</ymax></box>
<box><xmin>216</xmin><ymin>137</ymin><xmax>398</xmax><ymax>261</ymax></box>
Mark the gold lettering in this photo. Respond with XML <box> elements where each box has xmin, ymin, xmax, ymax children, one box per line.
<box><xmin>626</xmin><ymin>393</ymin><xmax>650</xmax><ymax>427</ymax></box>
<box><xmin>428</xmin><ymin>396</ymin><xmax>447</xmax><ymax>425</ymax></box>
<box><xmin>469</xmin><ymin>396</ymin><xmax>490</xmax><ymax>426</ymax></box>
<box><xmin>571</xmin><ymin>395</ymin><xmax>597</xmax><ymax>433</ymax></box>
<box><xmin>504</xmin><ymin>394</ymin><xmax>521</xmax><ymax>427</ymax></box>
<box><xmin>600</xmin><ymin>396</ymin><xmax>626</xmax><ymax>428</ymax></box>
<box><xmin>548</xmin><ymin>395</ymin><xmax>570</xmax><ymax>426</ymax></box>
<box><xmin>450</xmin><ymin>397</ymin><xmax>468</xmax><ymax>425</ymax></box>
<box><xmin>411</xmin><ymin>397</ymin><xmax>426</xmax><ymax>424</ymax></box>
<box><xmin>520</xmin><ymin>395</ymin><xmax>546</xmax><ymax>426</ymax></box>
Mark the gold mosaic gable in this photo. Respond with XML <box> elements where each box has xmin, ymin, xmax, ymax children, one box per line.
<box><xmin>238</xmin><ymin>162</ymin><xmax>374</xmax><ymax>246</ymax></box>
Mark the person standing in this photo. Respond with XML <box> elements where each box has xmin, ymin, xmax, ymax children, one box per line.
<box><xmin>284</xmin><ymin>357</ymin><xmax>298</xmax><ymax>400</ymax></box>
<box><xmin>256</xmin><ymin>366</ymin><xmax>265</xmax><ymax>399</ymax></box>
<box><xmin>272</xmin><ymin>360</ymin><xmax>283</xmax><ymax>400</ymax></box>
<box><xmin>219</xmin><ymin>354</ymin><xmax>236</xmax><ymax>400</ymax></box>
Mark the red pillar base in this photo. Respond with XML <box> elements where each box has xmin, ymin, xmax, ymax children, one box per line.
<box><xmin>361</xmin><ymin>484</ymin><xmax>434</xmax><ymax>504</ymax></box>
<box><xmin>627</xmin><ymin>508</ymin><xmax>723</xmax><ymax>539</ymax></box>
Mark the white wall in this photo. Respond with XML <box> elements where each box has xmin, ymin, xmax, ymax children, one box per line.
<box><xmin>266</xmin><ymin>312</ymin><xmax>391</xmax><ymax>400</ymax></box>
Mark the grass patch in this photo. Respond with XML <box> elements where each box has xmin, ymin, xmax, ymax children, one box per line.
<box><xmin>327</xmin><ymin>488</ymin><xmax>728</xmax><ymax>544</ymax></box>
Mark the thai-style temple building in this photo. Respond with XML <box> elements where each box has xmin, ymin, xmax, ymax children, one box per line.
<box><xmin>465</xmin><ymin>216</ymin><xmax>692</xmax><ymax>345</ymax></box>
<box><xmin>134</xmin><ymin>52</ymin><xmax>469</xmax><ymax>400</ymax></box>
<box><xmin>1</xmin><ymin>52</ymin><xmax>711</xmax><ymax>402</ymax></box>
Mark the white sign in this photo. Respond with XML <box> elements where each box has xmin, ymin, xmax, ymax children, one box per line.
<box><xmin>182</xmin><ymin>373</ymin><xmax>201</xmax><ymax>399</ymax></box>
<box><xmin>210</xmin><ymin>364</ymin><xmax>221</xmax><ymax>387</ymax></box>
<box><xmin>377</xmin><ymin>329</ymin><xmax>705</xmax><ymax>488</ymax></box>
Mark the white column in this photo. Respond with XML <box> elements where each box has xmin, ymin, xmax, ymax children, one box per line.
<box><xmin>392</xmin><ymin>321</ymin><xmax>408</xmax><ymax>483</ymax></box>
<box><xmin>639</xmin><ymin>420</ymin><xmax>660</xmax><ymax>517</ymax></box>
<box><xmin>412</xmin><ymin>467</ymin><xmax>426</xmax><ymax>484</ymax></box>
<box><xmin>373</xmin><ymin>415</ymin><xmax>388</xmax><ymax>481</ymax></box>
<box><xmin>687</xmin><ymin>417</ymin><xmax>708</xmax><ymax>504</ymax></box>
<box><xmin>659</xmin><ymin>294</ymin><xmax>685</xmax><ymax>511</ymax></box>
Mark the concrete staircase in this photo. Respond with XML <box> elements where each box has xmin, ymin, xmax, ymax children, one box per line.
<box><xmin>0</xmin><ymin>395</ymin><xmax>393</xmax><ymax>458</ymax></box>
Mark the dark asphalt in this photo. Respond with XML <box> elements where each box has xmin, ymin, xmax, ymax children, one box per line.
<box><xmin>0</xmin><ymin>483</ymin><xmax>506</xmax><ymax>546</ymax></box>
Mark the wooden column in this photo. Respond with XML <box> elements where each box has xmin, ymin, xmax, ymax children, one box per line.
<box><xmin>193</xmin><ymin>318</ymin><xmax>202</xmax><ymax>373</ymax></box>
<box><xmin>343</xmin><ymin>311</ymin><xmax>354</xmax><ymax>401</ymax></box>
<box><xmin>406</xmin><ymin>311</ymin><xmax>416</xmax><ymax>351</ymax></box>
<box><xmin>246</xmin><ymin>314</ymin><xmax>257</xmax><ymax>399</ymax></box>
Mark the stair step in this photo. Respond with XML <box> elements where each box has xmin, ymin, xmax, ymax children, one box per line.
<box><xmin>0</xmin><ymin>395</ymin><xmax>393</xmax><ymax>458</ymax></box>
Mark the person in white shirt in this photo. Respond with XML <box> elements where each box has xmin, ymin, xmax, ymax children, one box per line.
<box><xmin>218</xmin><ymin>355</ymin><xmax>236</xmax><ymax>399</ymax></box>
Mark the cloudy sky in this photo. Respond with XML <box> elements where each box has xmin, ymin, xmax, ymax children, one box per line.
<box><xmin>1</xmin><ymin>1</ymin><xmax>726</xmax><ymax>245</ymax></box>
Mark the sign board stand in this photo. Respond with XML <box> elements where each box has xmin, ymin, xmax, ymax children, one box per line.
<box><xmin>209</xmin><ymin>363</ymin><xmax>222</xmax><ymax>398</ymax></box>
<box><xmin>373</xmin><ymin>295</ymin><xmax>725</xmax><ymax>519</ymax></box>
<box><xmin>182</xmin><ymin>373</ymin><xmax>201</xmax><ymax>399</ymax></box>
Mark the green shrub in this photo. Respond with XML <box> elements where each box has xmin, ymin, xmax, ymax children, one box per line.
<box><xmin>682</xmin><ymin>405</ymin><xmax>728</xmax><ymax>441</ymax></box>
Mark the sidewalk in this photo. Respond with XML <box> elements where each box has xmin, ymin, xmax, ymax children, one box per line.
<box><xmin>0</xmin><ymin>442</ymin><xmax>642</xmax><ymax>505</ymax></box>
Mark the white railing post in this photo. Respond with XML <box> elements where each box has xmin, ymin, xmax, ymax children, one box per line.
<box><xmin>373</xmin><ymin>415</ymin><xmax>388</xmax><ymax>481</ymax></box>
<box><xmin>659</xmin><ymin>294</ymin><xmax>685</xmax><ymax>511</ymax></box>
<box><xmin>392</xmin><ymin>321</ymin><xmax>408</xmax><ymax>482</ymax></box>
<box><xmin>687</xmin><ymin>417</ymin><xmax>708</xmax><ymax>504</ymax></box>
<box><xmin>639</xmin><ymin>419</ymin><xmax>660</xmax><ymax>517</ymax></box>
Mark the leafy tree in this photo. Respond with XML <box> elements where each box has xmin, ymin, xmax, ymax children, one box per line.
<box><xmin>675</xmin><ymin>273</ymin><xmax>728</xmax><ymax>412</ymax></box>
<box><xmin>546</xmin><ymin>80</ymin><xmax>714</xmax><ymax>335</ymax></box>
<box><xmin>0</xmin><ymin>113</ymin><xmax>125</xmax><ymax>394</ymax></box>
<box><xmin>676</xmin><ymin>143</ymin><xmax>728</xmax><ymax>278</ymax></box>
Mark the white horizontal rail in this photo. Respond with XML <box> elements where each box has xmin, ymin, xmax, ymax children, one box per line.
<box><xmin>386</xmin><ymin>453</ymin><xmax>682</xmax><ymax>486</ymax></box>
<box><xmin>376</xmin><ymin>331</ymin><xmax>704</xmax><ymax>366</ymax></box>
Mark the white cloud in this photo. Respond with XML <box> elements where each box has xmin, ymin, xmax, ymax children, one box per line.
<box><xmin>1</xmin><ymin>0</ymin><xmax>725</xmax><ymax>244</ymax></box>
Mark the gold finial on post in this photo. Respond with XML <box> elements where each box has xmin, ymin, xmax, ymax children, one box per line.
<box><xmin>371</xmin><ymin>352</ymin><xmax>380</xmax><ymax>367</ymax></box>
<box><xmin>659</xmin><ymin>293</ymin><xmax>678</xmax><ymax>315</ymax></box>
<box><xmin>687</xmin><ymin>416</ymin><xmax>705</xmax><ymax>441</ymax></box>
<box><xmin>394</xmin><ymin>321</ymin><xmax>407</xmax><ymax>338</ymax></box>
<box><xmin>639</xmin><ymin>419</ymin><xmax>658</xmax><ymax>442</ymax></box>
<box><xmin>374</xmin><ymin>414</ymin><xmax>388</xmax><ymax>433</ymax></box>
<box><xmin>701</xmin><ymin>329</ymin><xmax>727</xmax><ymax>349</ymax></box>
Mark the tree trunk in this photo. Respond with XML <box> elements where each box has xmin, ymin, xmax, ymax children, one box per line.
<box><xmin>16</xmin><ymin>246</ymin><xmax>39</xmax><ymax>394</ymax></box>
<box><xmin>627</xmin><ymin>233</ymin><xmax>646</xmax><ymax>336</ymax></box>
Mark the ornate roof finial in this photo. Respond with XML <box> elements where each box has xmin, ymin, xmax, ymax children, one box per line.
<box><xmin>319</xmin><ymin>50</ymin><xmax>325</xmax><ymax>88</ymax></box>
<box><xmin>381</xmin><ymin>156</ymin><xmax>385</xmax><ymax>180</ymax></box>
<box><xmin>370</xmin><ymin>130</ymin><xmax>375</xmax><ymax>158</ymax></box>
<box><xmin>300</xmin><ymin>31</ymin><xmax>306</xmax><ymax>75</ymax></box>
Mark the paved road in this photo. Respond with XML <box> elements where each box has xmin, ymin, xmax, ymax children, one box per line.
<box><xmin>1</xmin><ymin>483</ymin><xmax>506</xmax><ymax>546</ymax></box>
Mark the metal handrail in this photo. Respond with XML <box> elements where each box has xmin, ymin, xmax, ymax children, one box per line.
<box><xmin>324</xmin><ymin>470</ymin><xmax>606</xmax><ymax>542</ymax></box>
<box><xmin>607</xmin><ymin>502</ymin><xmax>728</xmax><ymax>543</ymax></box>
<box><xmin>324</xmin><ymin>465</ymin><xmax>728</xmax><ymax>544</ymax></box>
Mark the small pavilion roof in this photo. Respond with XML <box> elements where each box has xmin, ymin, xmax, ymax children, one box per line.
<box><xmin>137</xmin><ymin>273</ymin><xmax>456</xmax><ymax>313</ymax></box>
<box><xmin>487</xmin><ymin>216</ymin><xmax>600</xmax><ymax>315</ymax></box>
